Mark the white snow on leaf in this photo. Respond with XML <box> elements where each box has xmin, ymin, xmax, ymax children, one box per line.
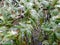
<box><xmin>58</xmin><ymin>23</ymin><xmax>60</xmax><ymax>26</ymax></box>
<box><xmin>55</xmin><ymin>5</ymin><xmax>60</xmax><ymax>8</ymax></box>
<box><xmin>0</xmin><ymin>16</ymin><xmax>4</xmax><ymax>20</ymax></box>
<box><xmin>0</xmin><ymin>31</ymin><xmax>3</xmax><ymax>33</ymax></box>
<box><xmin>7</xmin><ymin>7</ymin><xmax>11</xmax><ymax>11</ymax></box>
<box><xmin>11</xmin><ymin>30</ymin><xmax>18</xmax><ymax>35</ymax></box>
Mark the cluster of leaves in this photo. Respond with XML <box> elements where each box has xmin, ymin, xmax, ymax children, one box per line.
<box><xmin>0</xmin><ymin>0</ymin><xmax>41</xmax><ymax>45</ymax></box>
<box><xmin>40</xmin><ymin>0</ymin><xmax>60</xmax><ymax>45</ymax></box>
<box><xmin>0</xmin><ymin>0</ymin><xmax>60</xmax><ymax>45</ymax></box>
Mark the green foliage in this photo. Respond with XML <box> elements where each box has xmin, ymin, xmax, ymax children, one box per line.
<box><xmin>0</xmin><ymin>0</ymin><xmax>60</xmax><ymax>45</ymax></box>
